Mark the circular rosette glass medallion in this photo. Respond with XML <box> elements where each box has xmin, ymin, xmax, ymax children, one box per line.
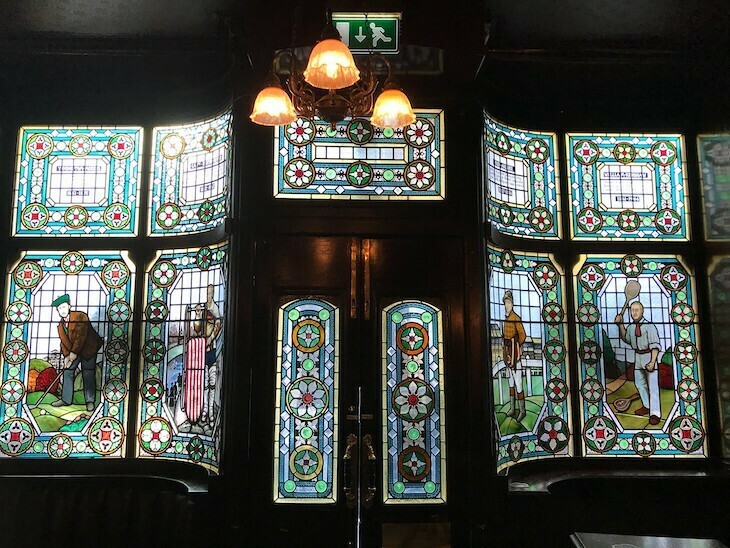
<box><xmin>397</xmin><ymin>322</ymin><xmax>429</xmax><ymax>355</ymax></box>
<box><xmin>283</xmin><ymin>159</ymin><xmax>315</xmax><ymax>188</ymax></box>
<box><xmin>576</xmin><ymin>303</ymin><xmax>600</xmax><ymax>326</ymax></box>
<box><xmin>398</xmin><ymin>446</ymin><xmax>431</xmax><ymax>481</ymax></box>
<box><xmin>617</xmin><ymin>210</ymin><xmax>640</xmax><ymax>232</ymax></box>
<box><xmin>196</xmin><ymin>246</ymin><xmax>213</xmax><ymax>269</ymax></box>
<box><xmin>145</xmin><ymin>300</ymin><xmax>168</xmax><ymax>323</ymax></box>
<box><xmin>285</xmin><ymin>117</ymin><xmax>316</xmax><ymax>146</ymax></box>
<box><xmin>620</xmin><ymin>255</ymin><xmax>643</xmax><ymax>277</ymax></box>
<box><xmin>20</xmin><ymin>203</ymin><xmax>49</xmax><ymax>230</ymax></box>
<box><xmin>64</xmin><ymin>206</ymin><xmax>88</xmax><ymax>228</ymax></box>
<box><xmin>405</xmin><ymin>118</ymin><xmax>435</xmax><ymax>148</ymax></box>
<box><xmin>107</xmin><ymin>134</ymin><xmax>135</xmax><ymax>159</ymax></box>
<box><xmin>14</xmin><ymin>261</ymin><xmax>43</xmax><ymax>289</ymax></box>
<box><xmin>159</xmin><ymin>133</ymin><xmax>186</xmax><ymax>159</ymax></box>
<box><xmin>541</xmin><ymin>303</ymin><xmax>564</xmax><ymax>324</ymax></box>
<box><xmin>392</xmin><ymin>379</ymin><xmax>435</xmax><ymax>421</ymax></box>
<box><xmin>69</xmin><ymin>134</ymin><xmax>92</xmax><ymax>157</ymax></box>
<box><xmin>583</xmin><ymin>416</ymin><xmax>618</xmax><ymax>453</ymax></box>
<box><xmin>60</xmin><ymin>251</ymin><xmax>85</xmax><ymax>275</ymax></box>
<box><xmin>660</xmin><ymin>264</ymin><xmax>688</xmax><ymax>291</ymax></box>
<box><xmin>632</xmin><ymin>432</ymin><xmax>656</xmax><ymax>457</ymax></box>
<box><xmin>501</xmin><ymin>250</ymin><xmax>516</xmax><ymax>273</ymax></box>
<box><xmin>347</xmin><ymin>118</ymin><xmax>374</xmax><ymax>145</ymax></box>
<box><xmin>508</xmin><ymin>436</ymin><xmax>524</xmax><ymax>462</ymax></box>
<box><xmin>674</xmin><ymin>341</ymin><xmax>697</xmax><ymax>365</ymax></box>
<box><xmin>495</xmin><ymin>132</ymin><xmax>511</xmax><ymax>155</ymax></box>
<box><xmin>677</xmin><ymin>378</ymin><xmax>701</xmax><ymax>402</ymax></box>
<box><xmin>286</xmin><ymin>377</ymin><xmax>328</xmax><ymax>420</ymax></box>
<box><xmin>528</xmin><ymin>207</ymin><xmax>553</xmax><ymax>232</ymax></box>
<box><xmin>103</xmin><ymin>203</ymin><xmax>132</xmax><ymax>230</ymax></box>
<box><xmin>103</xmin><ymin>379</ymin><xmax>127</xmax><ymax>404</ymax></box>
<box><xmin>404</xmin><ymin>160</ymin><xmax>436</xmax><ymax>191</ymax></box>
<box><xmin>525</xmin><ymin>138</ymin><xmax>549</xmax><ymax>164</ymax></box>
<box><xmin>655</xmin><ymin>208</ymin><xmax>682</xmax><ymax>235</ymax></box>
<box><xmin>578</xmin><ymin>264</ymin><xmax>605</xmax><ymax>291</ymax></box>
<box><xmin>48</xmin><ymin>434</ymin><xmax>74</xmax><ymax>459</ymax></box>
<box><xmin>613</xmin><ymin>142</ymin><xmax>636</xmax><ymax>164</ymax></box>
<box><xmin>105</xmin><ymin>340</ymin><xmax>129</xmax><ymax>363</ymax></box>
<box><xmin>26</xmin><ymin>134</ymin><xmax>54</xmax><ymax>159</ymax></box>
<box><xmin>1</xmin><ymin>379</ymin><xmax>25</xmax><ymax>404</ymax></box>
<box><xmin>4</xmin><ymin>340</ymin><xmax>28</xmax><ymax>365</ymax></box>
<box><xmin>187</xmin><ymin>436</ymin><xmax>205</xmax><ymax>462</ymax></box>
<box><xmin>6</xmin><ymin>301</ymin><xmax>31</xmax><ymax>324</ymax></box>
<box><xmin>292</xmin><ymin>319</ymin><xmax>325</xmax><ymax>353</ymax></box>
<box><xmin>107</xmin><ymin>300</ymin><xmax>131</xmax><ymax>323</ymax></box>
<box><xmin>0</xmin><ymin>418</ymin><xmax>34</xmax><ymax>456</ymax></box>
<box><xmin>143</xmin><ymin>340</ymin><xmax>166</xmax><ymax>364</ymax></box>
<box><xmin>579</xmin><ymin>341</ymin><xmax>601</xmax><ymax>365</ymax></box>
<box><xmin>536</xmin><ymin>417</ymin><xmax>569</xmax><ymax>453</ymax></box>
<box><xmin>156</xmin><ymin>202</ymin><xmax>182</xmax><ymax>229</ymax></box>
<box><xmin>577</xmin><ymin>207</ymin><xmax>603</xmax><ymax>233</ymax></box>
<box><xmin>200</xmin><ymin>127</ymin><xmax>219</xmax><ymax>150</ymax></box>
<box><xmin>289</xmin><ymin>445</ymin><xmax>323</xmax><ymax>480</ymax></box>
<box><xmin>546</xmin><ymin>378</ymin><xmax>568</xmax><ymax>402</ymax></box>
<box><xmin>151</xmin><ymin>260</ymin><xmax>177</xmax><ymax>287</ymax></box>
<box><xmin>141</xmin><ymin>378</ymin><xmax>164</xmax><ymax>402</ymax></box>
<box><xmin>543</xmin><ymin>341</ymin><xmax>566</xmax><ymax>364</ymax></box>
<box><xmin>533</xmin><ymin>263</ymin><xmax>558</xmax><ymax>290</ymax></box>
<box><xmin>139</xmin><ymin>417</ymin><xmax>172</xmax><ymax>454</ymax></box>
<box><xmin>101</xmin><ymin>260</ymin><xmax>130</xmax><ymax>289</ymax></box>
<box><xmin>669</xmin><ymin>415</ymin><xmax>704</xmax><ymax>453</ymax></box>
<box><xmin>650</xmin><ymin>141</ymin><xmax>677</xmax><ymax>166</ymax></box>
<box><xmin>346</xmin><ymin>161</ymin><xmax>374</xmax><ymax>187</ymax></box>
<box><xmin>671</xmin><ymin>303</ymin><xmax>695</xmax><ymax>325</ymax></box>
<box><xmin>497</xmin><ymin>204</ymin><xmax>514</xmax><ymax>226</ymax></box>
<box><xmin>574</xmin><ymin>140</ymin><xmax>599</xmax><ymax>165</ymax></box>
<box><xmin>581</xmin><ymin>378</ymin><xmax>604</xmax><ymax>403</ymax></box>
<box><xmin>197</xmin><ymin>200</ymin><xmax>215</xmax><ymax>222</ymax></box>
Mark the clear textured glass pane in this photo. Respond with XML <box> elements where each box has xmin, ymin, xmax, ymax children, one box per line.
<box><xmin>383</xmin><ymin>300</ymin><xmax>446</xmax><ymax>503</ymax></box>
<box><xmin>274</xmin><ymin>298</ymin><xmax>339</xmax><ymax>503</ymax></box>
<box><xmin>708</xmin><ymin>256</ymin><xmax>730</xmax><ymax>455</ymax></box>
<box><xmin>12</xmin><ymin>126</ymin><xmax>143</xmax><ymax>237</ymax></box>
<box><xmin>487</xmin><ymin>245</ymin><xmax>572</xmax><ymax>472</ymax></box>
<box><xmin>136</xmin><ymin>242</ymin><xmax>228</xmax><ymax>472</ymax></box>
<box><xmin>567</xmin><ymin>133</ymin><xmax>689</xmax><ymax>241</ymax></box>
<box><xmin>149</xmin><ymin>111</ymin><xmax>232</xmax><ymax>236</ymax></box>
<box><xmin>484</xmin><ymin>113</ymin><xmax>561</xmax><ymax>239</ymax></box>
<box><xmin>274</xmin><ymin>110</ymin><xmax>445</xmax><ymax>200</ymax></box>
<box><xmin>574</xmin><ymin>254</ymin><xmax>706</xmax><ymax>457</ymax></box>
<box><xmin>698</xmin><ymin>135</ymin><xmax>730</xmax><ymax>240</ymax></box>
<box><xmin>1</xmin><ymin>251</ymin><xmax>134</xmax><ymax>458</ymax></box>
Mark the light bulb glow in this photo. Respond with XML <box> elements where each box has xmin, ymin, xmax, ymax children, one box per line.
<box><xmin>250</xmin><ymin>86</ymin><xmax>297</xmax><ymax>126</ymax></box>
<box><xmin>370</xmin><ymin>88</ymin><xmax>416</xmax><ymax>129</ymax></box>
<box><xmin>304</xmin><ymin>39</ymin><xmax>360</xmax><ymax>90</ymax></box>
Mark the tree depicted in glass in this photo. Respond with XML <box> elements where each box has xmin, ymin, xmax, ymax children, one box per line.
<box><xmin>483</xmin><ymin>113</ymin><xmax>561</xmax><ymax>239</ymax></box>
<box><xmin>150</xmin><ymin>111</ymin><xmax>231</xmax><ymax>235</ymax></box>
<box><xmin>567</xmin><ymin>133</ymin><xmax>689</xmax><ymax>241</ymax></box>
<box><xmin>274</xmin><ymin>299</ymin><xmax>339</xmax><ymax>502</ymax></box>
<box><xmin>1</xmin><ymin>251</ymin><xmax>134</xmax><ymax>458</ymax></box>
<box><xmin>382</xmin><ymin>300</ymin><xmax>446</xmax><ymax>503</ymax></box>
<box><xmin>13</xmin><ymin>126</ymin><xmax>143</xmax><ymax>237</ymax></box>
<box><xmin>274</xmin><ymin>110</ymin><xmax>445</xmax><ymax>199</ymax></box>
<box><xmin>574</xmin><ymin>254</ymin><xmax>706</xmax><ymax>457</ymax></box>
<box><xmin>487</xmin><ymin>245</ymin><xmax>572</xmax><ymax>472</ymax></box>
<box><xmin>137</xmin><ymin>242</ymin><xmax>227</xmax><ymax>471</ymax></box>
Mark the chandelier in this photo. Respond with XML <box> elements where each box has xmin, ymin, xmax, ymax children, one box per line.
<box><xmin>250</xmin><ymin>15</ymin><xmax>415</xmax><ymax>129</ymax></box>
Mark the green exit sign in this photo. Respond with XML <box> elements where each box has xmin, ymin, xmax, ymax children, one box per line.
<box><xmin>332</xmin><ymin>12</ymin><xmax>401</xmax><ymax>54</ymax></box>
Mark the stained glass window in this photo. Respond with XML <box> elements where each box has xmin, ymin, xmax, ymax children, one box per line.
<box><xmin>149</xmin><ymin>111</ymin><xmax>232</xmax><ymax>235</ymax></box>
<box><xmin>274</xmin><ymin>298</ymin><xmax>339</xmax><ymax>502</ymax></box>
<box><xmin>136</xmin><ymin>242</ymin><xmax>228</xmax><ymax>471</ymax></box>
<box><xmin>12</xmin><ymin>126</ymin><xmax>143</xmax><ymax>237</ymax></box>
<box><xmin>709</xmin><ymin>257</ymin><xmax>730</xmax><ymax>455</ymax></box>
<box><xmin>1</xmin><ymin>251</ymin><xmax>134</xmax><ymax>458</ymax></box>
<box><xmin>574</xmin><ymin>254</ymin><xmax>706</xmax><ymax>457</ymax></box>
<box><xmin>383</xmin><ymin>300</ymin><xmax>446</xmax><ymax>503</ymax></box>
<box><xmin>567</xmin><ymin>133</ymin><xmax>688</xmax><ymax>240</ymax></box>
<box><xmin>274</xmin><ymin>110</ymin><xmax>445</xmax><ymax>199</ymax></box>
<box><xmin>487</xmin><ymin>245</ymin><xmax>572</xmax><ymax>472</ymax></box>
<box><xmin>698</xmin><ymin>135</ymin><xmax>730</xmax><ymax>240</ymax></box>
<box><xmin>483</xmin><ymin>113</ymin><xmax>561</xmax><ymax>239</ymax></box>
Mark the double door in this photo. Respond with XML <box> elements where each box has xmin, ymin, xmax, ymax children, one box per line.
<box><xmin>248</xmin><ymin>234</ymin><xmax>470</xmax><ymax>546</ymax></box>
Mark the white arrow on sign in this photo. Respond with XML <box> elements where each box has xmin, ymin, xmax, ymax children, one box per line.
<box><xmin>355</xmin><ymin>26</ymin><xmax>366</xmax><ymax>42</ymax></box>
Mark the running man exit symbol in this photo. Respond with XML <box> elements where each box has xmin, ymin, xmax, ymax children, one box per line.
<box><xmin>332</xmin><ymin>12</ymin><xmax>400</xmax><ymax>54</ymax></box>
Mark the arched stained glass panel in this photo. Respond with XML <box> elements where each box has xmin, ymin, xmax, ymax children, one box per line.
<box><xmin>274</xmin><ymin>298</ymin><xmax>339</xmax><ymax>502</ymax></box>
<box><xmin>12</xmin><ymin>126</ymin><xmax>143</xmax><ymax>237</ymax></box>
<box><xmin>574</xmin><ymin>254</ymin><xmax>707</xmax><ymax>457</ymax></box>
<box><xmin>567</xmin><ymin>133</ymin><xmax>689</xmax><ymax>241</ymax></box>
<box><xmin>483</xmin><ymin>112</ymin><xmax>561</xmax><ymax>239</ymax></box>
<box><xmin>1</xmin><ymin>251</ymin><xmax>134</xmax><ymax>458</ymax></box>
<box><xmin>487</xmin><ymin>245</ymin><xmax>572</xmax><ymax>472</ymax></box>
<box><xmin>698</xmin><ymin>135</ymin><xmax>730</xmax><ymax>240</ymax></box>
<box><xmin>149</xmin><ymin>111</ymin><xmax>232</xmax><ymax>236</ymax></box>
<box><xmin>274</xmin><ymin>110</ymin><xmax>445</xmax><ymax>200</ymax></box>
<box><xmin>382</xmin><ymin>300</ymin><xmax>446</xmax><ymax>503</ymax></box>
<box><xmin>136</xmin><ymin>242</ymin><xmax>228</xmax><ymax>471</ymax></box>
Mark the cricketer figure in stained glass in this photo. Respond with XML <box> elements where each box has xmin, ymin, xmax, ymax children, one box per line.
<box><xmin>502</xmin><ymin>291</ymin><xmax>527</xmax><ymax>422</ymax></box>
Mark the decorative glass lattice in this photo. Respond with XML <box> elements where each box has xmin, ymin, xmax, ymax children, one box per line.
<box><xmin>567</xmin><ymin>133</ymin><xmax>689</xmax><ymax>241</ymax></box>
<box><xmin>274</xmin><ymin>298</ymin><xmax>339</xmax><ymax>502</ymax></box>
<box><xmin>1</xmin><ymin>251</ymin><xmax>134</xmax><ymax>458</ymax></box>
<box><xmin>12</xmin><ymin>126</ymin><xmax>143</xmax><ymax>237</ymax></box>
<box><xmin>698</xmin><ymin>135</ymin><xmax>730</xmax><ymax>240</ymax></box>
<box><xmin>483</xmin><ymin>113</ymin><xmax>561</xmax><ymax>239</ymax></box>
<box><xmin>274</xmin><ymin>110</ymin><xmax>445</xmax><ymax>199</ymax></box>
<box><xmin>709</xmin><ymin>256</ymin><xmax>730</xmax><ymax>455</ymax></box>
<box><xmin>574</xmin><ymin>254</ymin><xmax>706</xmax><ymax>457</ymax></box>
<box><xmin>383</xmin><ymin>300</ymin><xmax>446</xmax><ymax>503</ymax></box>
<box><xmin>487</xmin><ymin>245</ymin><xmax>572</xmax><ymax>472</ymax></box>
<box><xmin>149</xmin><ymin>111</ymin><xmax>232</xmax><ymax>235</ymax></box>
<box><xmin>136</xmin><ymin>242</ymin><xmax>227</xmax><ymax>472</ymax></box>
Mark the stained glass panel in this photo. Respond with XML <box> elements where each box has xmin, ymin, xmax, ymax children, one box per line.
<box><xmin>567</xmin><ymin>133</ymin><xmax>689</xmax><ymax>240</ymax></box>
<box><xmin>274</xmin><ymin>110</ymin><xmax>445</xmax><ymax>199</ymax></box>
<box><xmin>383</xmin><ymin>300</ymin><xmax>446</xmax><ymax>503</ymax></box>
<box><xmin>483</xmin><ymin>113</ymin><xmax>561</xmax><ymax>239</ymax></box>
<box><xmin>136</xmin><ymin>242</ymin><xmax>227</xmax><ymax>471</ymax></box>
<box><xmin>149</xmin><ymin>111</ymin><xmax>232</xmax><ymax>235</ymax></box>
<box><xmin>708</xmin><ymin>257</ymin><xmax>730</xmax><ymax>455</ymax></box>
<box><xmin>574</xmin><ymin>254</ymin><xmax>706</xmax><ymax>457</ymax></box>
<box><xmin>274</xmin><ymin>298</ymin><xmax>339</xmax><ymax>503</ymax></box>
<box><xmin>1</xmin><ymin>251</ymin><xmax>134</xmax><ymax>458</ymax></box>
<box><xmin>698</xmin><ymin>135</ymin><xmax>730</xmax><ymax>240</ymax></box>
<box><xmin>12</xmin><ymin>126</ymin><xmax>142</xmax><ymax>237</ymax></box>
<box><xmin>487</xmin><ymin>245</ymin><xmax>572</xmax><ymax>472</ymax></box>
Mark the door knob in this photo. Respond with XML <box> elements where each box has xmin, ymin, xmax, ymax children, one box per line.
<box><xmin>362</xmin><ymin>433</ymin><xmax>376</xmax><ymax>508</ymax></box>
<box><xmin>343</xmin><ymin>433</ymin><xmax>358</xmax><ymax>509</ymax></box>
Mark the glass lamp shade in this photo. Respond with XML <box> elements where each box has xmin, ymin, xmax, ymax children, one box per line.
<box><xmin>370</xmin><ymin>88</ymin><xmax>416</xmax><ymax>129</ymax></box>
<box><xmin>303</xmin><ymin>39</ymin><xmax>361</xmax><ymax>89</ymax></box>
<box><xmin>250</xmin><ymin>86</ymin><xmax>297</xmax><ymax>126</ymax></box>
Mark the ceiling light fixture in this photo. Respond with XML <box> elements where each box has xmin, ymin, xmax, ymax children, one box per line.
<box><xmin>250</xmin><ymin>12</ymin><xmax>415</xmax><ymax>129</ymax></box>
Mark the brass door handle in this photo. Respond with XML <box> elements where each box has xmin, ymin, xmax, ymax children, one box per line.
<box><xmin>362</xmin><ymin>433</ymin><xmax>376</xmax><ymax>508</ymax></box>
<box><xmin>343</xmin><ymin>433</ymin><xmax>358</xmax><ymax>509</ymax></box>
